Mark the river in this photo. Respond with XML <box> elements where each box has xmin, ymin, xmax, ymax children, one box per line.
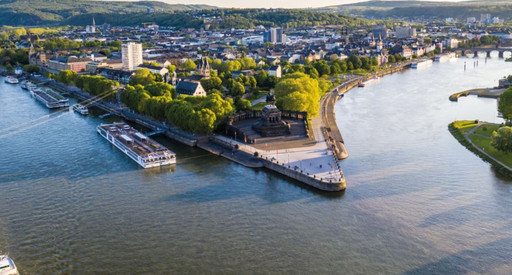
<box><xmin>1</xmin><ymin>56</ymin><xmax>511</xmax><ymax>273</ymax></box>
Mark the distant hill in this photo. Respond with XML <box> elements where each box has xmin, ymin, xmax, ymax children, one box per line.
<box><xmin>0</xmin><ymin>0</ymin><xmax>215</xmax><ymax>26</ymax></box>
<box><xmin>320</xmin><ymin>0</ymin><xmax>512</xmax><ymax>19</ymax></box>
<box><xmin>0</xmin><ymin>1</ymin><xmax>377</xmax><ymax>30</ymax></box>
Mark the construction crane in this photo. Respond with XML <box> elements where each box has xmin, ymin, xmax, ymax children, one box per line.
<box><xmin>142</xmin><ymin>22</ymin><xmax>156</xmax><ymax>28</ymax></box>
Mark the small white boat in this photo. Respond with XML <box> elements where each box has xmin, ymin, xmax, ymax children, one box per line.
<box><xmin>72</xmin><ymin>104</ymin><xmax>89</xmax><ymax>115</ymax></box>
<box><xmin>411</xmin><ymin>59</ymin><xmax>433</xmax><ymax>69</ymax></box>
<box><xmin>4</xmin><ymin>76</ymin><xmax>19</xmax><ymax>84</ymax></box>
<box><xmin>434</xmin><ymin>52</ymin><xmax>457</xmax><ymax>62</ymax></box>
<box><xmin>358</xmin><ymin>76</ymin><xmax>380</xmax><ymax>87</ymax></box>
<box><xmin>20</xmin><ymin>81</ymin><xmax>28</xmax><ymax>89</ymax></box>
<box><xmin>0</xmin><ymin>255</ymin><xmax>19</xmax><ymax>275</ymax></box>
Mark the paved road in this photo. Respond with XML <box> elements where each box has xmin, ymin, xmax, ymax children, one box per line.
<box><xmin>251</xmin><ymin>95</ymin><xmax>268</xmax><ymax>106</ymax></box>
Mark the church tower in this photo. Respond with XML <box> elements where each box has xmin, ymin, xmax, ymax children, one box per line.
<box><xmin>196</xmin><ymin>57</ymin><xmax>211</xmax><ymax>79</ymax></box>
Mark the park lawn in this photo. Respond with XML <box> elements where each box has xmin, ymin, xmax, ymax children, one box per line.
<box><xmin>474</xmin><ymin>124</ymin><xmax>500</xmax><ymax>136</ymax></box>
<box><xmin>251</xmin><ymin>102</ymin><xmax>267</xmax><ymax>111</ymax></box>
<box><xmin>468</xmin><ymin>133</ymin><xmax>512</xmax><ymax>168</ymax></box>
<box><xmin>246</xmin><ymin>90</ymin><xmax>269</xmax><ymax>102</ymax></box>
<box><xmin>452</xmin><ymin>120</ymin><xmax>479</xmax><ymax>135</ymax></box>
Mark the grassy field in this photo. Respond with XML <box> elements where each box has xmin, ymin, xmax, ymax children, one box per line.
<box><xmin>452</xmin><ymin>120</ymin><xmax>479</xmax><ymax>135</ymax></box>
<box><xmin>468</xmin><ymin>131</ymin><xmax>512</xmax><ymax>168</ymax></box>
<box><xmin>474</xmin><ymin>124</ymin><xmax>500</xmax><ymax>136</ymax></box>
<box><xmin>251</xmin><ymin>102</ymin><xmax>267</xmax><ymax>111</ymax></box>
<box><xmin>449</xmin><ymin>120</ymin><xmax>512</xmax><ymax>177</ymax></box>
<box><xmin>246</xmin><ymin>90</ymin><xmax>268</xmax><ymax>102</ymax></box>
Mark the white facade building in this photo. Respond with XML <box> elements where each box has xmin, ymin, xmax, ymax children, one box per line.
<box><xmin>122</xmin><ymin>42</ymin><xmax>143</xmax><ymax>71</ymax></box>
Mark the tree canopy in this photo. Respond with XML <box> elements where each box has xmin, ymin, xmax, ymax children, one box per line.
<box><xmin>498</xmin><ymin>88</ymin><xmax>512</xmax><ymax>122</ymax></box>
<box><xmin>492</xmin><ymin>126</ymin><xmax>512</xmax><ymax>152</ymax></box>
<box><xmin>274</xmin><ymin>72</ymin><xmax>320</xmax><ymax>117</ymax></box>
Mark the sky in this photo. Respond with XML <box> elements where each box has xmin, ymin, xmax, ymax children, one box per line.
<box><xmin>158</xmin><ymin>0</ymin><xmax>467</xmax><ymax>9</ymax></box>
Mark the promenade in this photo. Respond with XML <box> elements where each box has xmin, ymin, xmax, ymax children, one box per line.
<box><xmin>29</xmin><ymin>61</ymin><xmax>412</xmax><ymax>192</ymax></box>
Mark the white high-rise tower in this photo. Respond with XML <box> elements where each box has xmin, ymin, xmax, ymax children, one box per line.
<box><xmin>122</xmin><ymin>42</ymin><xmax>143</xmax><ymax>71</ymax></box>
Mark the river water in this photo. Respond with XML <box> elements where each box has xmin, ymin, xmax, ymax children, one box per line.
<box><xmin>1</xmin><ymin>56</ymin><xmax>512</xmax><ymax>274</ymax></box>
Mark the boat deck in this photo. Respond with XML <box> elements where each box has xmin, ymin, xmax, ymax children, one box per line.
<box><xmin>98</xmin><ymin>123</ymin><xmax>174</xmax><ymax>159</ymax></box>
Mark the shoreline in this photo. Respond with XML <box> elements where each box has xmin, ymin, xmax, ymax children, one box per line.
<box><xmin>26</xmin><ymin>61</ymin><xmax>413</xmax><ymax>192</ymax></box>
<box><xmin>449</xmin><ymin>121</ymin><xmax>512</xmax><ymax>177</ymax></box>
<box><xmin>449</xmin><ymin>87</ymin><xmax>506</xmax><ymax>102</ymax></box>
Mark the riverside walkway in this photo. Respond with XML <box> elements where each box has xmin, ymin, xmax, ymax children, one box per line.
<box><xmin>28</xmin><ymin>61</ymin><xmax>410</xmax><ymax>192</ymax></box>
<box><xmin>465</xmin><ymin>123</ymin><xmax>512</xmax><ymax>172</ymax></box>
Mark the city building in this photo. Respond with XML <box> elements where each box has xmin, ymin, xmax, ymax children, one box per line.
<box><xmin>267</xmin><ymin>65</ymin><xmax>282</xmax><ymax>78</ymax></box>
<box><xmin>137</xmin><ymin>64</ymin><xmax>169</xmax><ymax>82</ymax></box>
<box><xmin>122</xmin><ymin>42</ymin><xmax>143</xmax><ymax>71</ymax></box>
<box><xmin>86</xmin><ymin>59</ymin><xmax>123</xmax><ymax>74</ymax></box>
<box><xmin>47</xmin><ymin>56</ymin><xmax>92</xmax><ymax>73</ymax></box>
<box><xmin>264</xmin><ymin>28</ymin><xmax>286</xmax><ymax>44</ymax></box>
<box><xmin>196</xmin><ymin>57</ymin><xmax>211</xmax><ymax>79</ymax></box>
<box><xmin>395</xmin><ymin>26</ymin><xmax>417</xmax><ymax>39</ymax></box>
<box><xmin>86</xmin><ymin>18</ymin><xmax>96</xmax><ymax>34</ymax></box>
<box><xmin>372</xmin><ymin>25</ymin><xmax>388</xmax><ymax>39</ymax></box>
<box><xmin>176</xmin><ymin>80</ymin><xmax>206</xmax><ymax>97</ymax></box>
<box><xmin>480</xmin><ymin>13</ymin><xmax>491</xmax><ymax>24</ymax></box>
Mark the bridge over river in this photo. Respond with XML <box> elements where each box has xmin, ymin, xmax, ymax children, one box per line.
<box><xmin>454</xmin><ymin>46</ymin><xmax>512</xmax><ymax>58</ymax></box>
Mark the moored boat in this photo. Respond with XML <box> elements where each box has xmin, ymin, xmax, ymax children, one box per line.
<box><xmin>411</xmin><ymin>59</ymin><xmax>433</xmax><ymax>69</ymax></box>
<box><xmin>0</xmin><ymin>255</ymin><xmax>19</xmax><ymax>275</ymax></box>
<box><xmin>358</xmin><ymin>76</ymin><xmax>380</xmax><ymax>87</ymax></box>
<box><xmin>32</xmin><ymin>87</ymin><xmax>69</xmax><ymax>109</ymax></box>
<box><xmin>72</xmin><ymin>104</ymin><xmax>89</xmax><ymax>115</ymax></box>
<box><xmin>4</xmin><ymin>76</ymin><xmax>18</xmax><ymax>84</ymax></box>
<box><xmin>97</xmin><ymin>123</ymin><xmax>176</xmax><ymax>168</ymax></box>
<box><xmin>434</xmin><ymin>52</ymin><xmax>457</xmax><ymax>62</ymax></box>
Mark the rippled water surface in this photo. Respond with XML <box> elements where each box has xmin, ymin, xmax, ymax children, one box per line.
<box><xmin>1</xmin><ymin>57</ymin><xmax>512</xmax><ymax>274</ymax></box>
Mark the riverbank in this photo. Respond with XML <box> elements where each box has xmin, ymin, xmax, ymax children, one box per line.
<box><xmin>322</xmin><ymin>62</ymin><xmax>412</xmax><ymax>160</ymax></box>
<box><xmin>23</xmin><ymin>60</ymin><xmax>412</xmax><ymax>192</ymax></box>
<box><xmin>449</xmin><ymin>87</ymin><xmax>506</xmax><ymax>101</ymax></box>
<box><xmin>33</xmin><ymin>76</ymin><xmax>346</xmax><ymax>191</ymax></box>
<box><xmin>449</xmin><ymin>120</ymin><xmax>512</xmax><ymax>177</ymax></box>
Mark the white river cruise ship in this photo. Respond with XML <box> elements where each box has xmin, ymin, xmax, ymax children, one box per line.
<box><xmin>97</xmin><ymin>123</ymin><xmax>176</xmax><ymax>168</ymax></box>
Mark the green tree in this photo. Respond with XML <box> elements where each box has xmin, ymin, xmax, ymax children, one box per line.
<box><xmin>371</xmin><ymin>56</ymin><xmax>379</xmax><ymax>66</ymax></box>
<box><xmin>129</xmin><ymin>68</ymin><xmax>155</xmax><ymax>86</ymax></box>
<box><xmin>23</xmin><ymin>64</ymin><xmax>40</xmax><ymax>74</ymax></box>
<box><xmin>331</xmin><ymin>63</ymin><xmax>341</xmax><ymax>75</ymax></box>
<box><xmin>360</xmin><ymin>56</ymin><xmax>371</xmax><ymax>70</ymax></box>
<box><xmin>492</xmin><ymin>127</ymin><xmax>512</xmax><ymax>152</ymax></box>
<box><xmin>167</xmin><ymin>64</ymin><xmax>176</xmax><ymax>74</ymax></box>
<box><xmin>348</xmin><ymin>55</ymin><xmax>362</xmax><ymax>69</ymax></box>
<box><xmin>182</xmin><ymin>59</ymin><xmax>197</xmax><ymax>71</ymax></box>
<box><xmin>313</xmin><ymin>60</ymin><xmax>330</xmax><ymax>76</ymax></box>
<box><xmin>203</xmin><ymin>93</ymin><xmax>234</xmax><ymax>122</ymax></box>
<box><xmin>56</xmin><ymin>70</ymin><xmax>77</xmax><ymax>85</ymax></box>
<box><xmin>498</xmin><ymin>88</ymin><xmax>512</xmax><ymax>122</ymax></box>
<box><xmin>191</xmin><ymin>109</ymin><xmax>216</xmax><ymax>134</ymax></box>
<box><xmin>229</xmin><ymin>81</ymin><xmax>245</xmax><ymax>97</ymax></box>
<box><xmin>255</xmin><ymin>70</ymin><xmax>268</xmax><ymax>87</ymax></box>
<box><xmin>201</xmin><ymin>76</ymin><xmax>223</xmax><ymax>92</ymax></box>
<box><xmin>274</xmin><ymin>72</ymin><xmax>320</xmax><ymax>117</ymax></box>
<box><xmin>235</xmin><ymin>98</ymin><xmax>251</xmax><ymax>111</ymax></box>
